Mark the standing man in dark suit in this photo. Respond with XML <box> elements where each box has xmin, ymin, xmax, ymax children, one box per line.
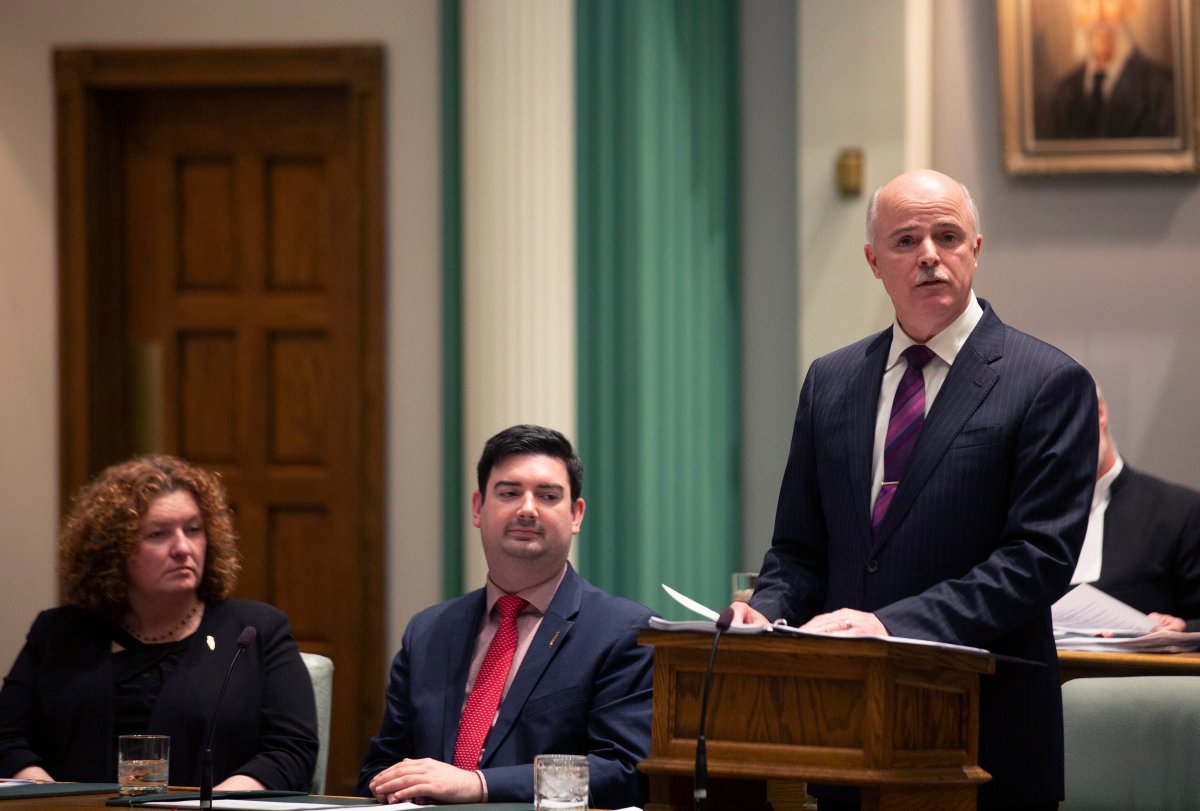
<box><xmin>731</xmin><ymin>170</ymin><xmax>1097</xmax><ymax>810</ymax></box>
<box><xmin>356</xmin><ymin>425</ymin><xmax>653</xmax><ymax>807</ymax></box>
<box><xmin>1070</xmin><ymin>393</ymin><xmax>1200</xmax><ymax>631</ymax></box>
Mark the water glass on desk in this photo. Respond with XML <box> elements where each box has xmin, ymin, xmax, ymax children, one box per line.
<box><xmin>118</xmin><ymin>734</ymin><xmax>169</xmax><ymax>795</ymax></box>
<box><xmin>732</xmin><ymin>571</ymin><xmax>758</xmax><ymax>603</ymax></box>
<box><xmin>534</xmin><ymin>754</ymin><xmax>588</xmax><ymax>810</ymax></box>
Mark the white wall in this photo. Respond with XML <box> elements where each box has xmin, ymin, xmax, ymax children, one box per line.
<box><xmin>0</xmin><ymin>0</ymin><xmax>442</xmax><ymax>672</ymax></box>
<box><xmin>933</xmin><ymin>1</ymin><xmax>1200</xmax><ymax>489</ymax></box>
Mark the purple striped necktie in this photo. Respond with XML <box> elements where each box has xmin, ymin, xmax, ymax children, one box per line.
<box><xmin>871</xmin><ymin>344</ymin><xmax>935</xmax><ymax>537</ymax></box>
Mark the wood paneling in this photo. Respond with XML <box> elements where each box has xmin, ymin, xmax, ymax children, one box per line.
<box><xmin>178</xmin><ymin>331</ymin><xmax>237</xmax><ymax>462</ymax></box>
<box><xmin>639</xmin><ymin>631</ymin><xmax>993</xmax><ymax>811</ymax></box>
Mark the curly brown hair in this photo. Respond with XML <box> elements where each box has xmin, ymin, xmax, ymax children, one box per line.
<box><xmin>59</xmin><ymin>455</ymin><xmax>242</xmax><ymax>615</ymax></box>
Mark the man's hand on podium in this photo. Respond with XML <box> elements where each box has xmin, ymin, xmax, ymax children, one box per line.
<box><xmin>727</xmin><ymin>601</ymin><xmax>771</xmax><ymax>626</ymax></box>
<box><xmin>801</xmin><ymin>608</ymin><xmax>886</xmax><ymax>636</ymax></box>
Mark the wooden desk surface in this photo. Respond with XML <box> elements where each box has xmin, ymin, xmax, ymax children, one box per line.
<box><xmin>1058</xmin><ymin>649</ymin><xmax>1200</xmax><ymax>682</ymax></box>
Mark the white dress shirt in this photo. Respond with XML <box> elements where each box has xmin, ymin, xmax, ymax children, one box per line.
<box><xmin>870</xmin><ymin>292</ymin><xmax>984</xmax><ymax>512</ymax></box>
<box><xmin>1071</xmin><ymin>454</ymin><xmax>1124</xmax><ymax>585</ymax></box>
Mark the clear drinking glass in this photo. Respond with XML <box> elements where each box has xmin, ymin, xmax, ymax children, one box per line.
<box><xmin>118</xmin><ymin>734</ymin><xmax>169</xmax><ymax>795</ymax></box>
<box><xmin>731</xmin><ymin>571</ymin><xmax>758</xmax><ymax>603</ymax></box>
<box><xmin>534</xmin><ymin>753</ymin><xmax>589</xmax><ymax>811</ymax></box>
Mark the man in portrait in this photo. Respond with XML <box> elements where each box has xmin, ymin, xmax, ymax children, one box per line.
<box><xmin>1048</xmin><ymin>0</ymin><xmax>1176</xmax><ymax>139</ymax></box>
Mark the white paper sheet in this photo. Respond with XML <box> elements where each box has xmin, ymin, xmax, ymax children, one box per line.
<box><xmin>655</xmin><ymin>584</ymin><xmax>993</xmax><ymax>657</ymax></box>
<box><xmin>1052</xmin><ymin>582</ymin><xmax>1156</xmax><ymax>635</ymax></box>
<box><xmin>140</xmin><ymin>801</ymin><xmax>389</xmax><ymax>810</ymax></box>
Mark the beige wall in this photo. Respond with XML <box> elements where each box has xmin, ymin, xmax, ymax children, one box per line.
<box><xmin>797</xmin><ymin>0</ymin><xmax>920</xmax><ymax>371</ymax></box>
<box><xmin>932</xmin><ymin>1</ymin><xmax>1200</xmax><ymax>490</ymax></box>
<box><xmin>0</xmin><ymin>0</ymin><xmax>443</xmax><ymax>671</ymax></box>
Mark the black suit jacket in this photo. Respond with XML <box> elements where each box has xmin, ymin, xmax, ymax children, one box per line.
<box><xmin>356</xmin><ymin>564</ymin><xmax>654</xmax><ymax>807</ymax></box>
<box><xmin>1094</xmin><ymin>465</ymin><xmax>1200</xmax><ymax>632</ymax></box>
<box><xmin>1051</xmin><ymin>49</ymin><xmax>1175</xmax><ymax>139</ymax></box>
<box><xmin>750</xmin><ymin>301</ymin><xmax>1097</xmax><ymax>808</ymax></box>
<box><xmin>0</xmin><ymin>599</ymin><xmax>317</xmax><ymax>789</ymax></box>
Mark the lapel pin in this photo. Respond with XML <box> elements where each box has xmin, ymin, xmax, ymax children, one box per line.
<box><xmin>548</xmin><ymin>630</ymin><xmax>560</xmax><ymax>647</ymax></box>
<box><xmin>207</xmin><ymin>635</ymin><xmax>216</xmax><ymax>651</ymax></box>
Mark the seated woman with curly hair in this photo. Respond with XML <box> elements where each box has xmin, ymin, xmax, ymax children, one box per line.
<box><xmin>0</xmin><ymin>455</ymin><xmax>317</xmax><ymax>790</ymax></box>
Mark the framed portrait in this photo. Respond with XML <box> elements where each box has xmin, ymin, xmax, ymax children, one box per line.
<box><xmin>998</xmin><ymin>0</ymin><xmax>1198</xmax><ymax>174</ymax></box>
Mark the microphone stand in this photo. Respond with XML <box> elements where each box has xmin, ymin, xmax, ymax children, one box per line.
<box><xmin>694</xmin><ymin>607</ymin><xmax>734</xmax><ymax>811</ymax></box>
<box><xmin>200</xmin><ymin>626</ymin><xmax>257</xmax><ymax>811</ymax></box>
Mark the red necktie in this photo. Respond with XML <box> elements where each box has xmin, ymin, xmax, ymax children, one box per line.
<box><xmin>452</xmin><ymin>594</ymin><xmax>528</xmax><ymax>769</ymax></box>
<box><xmin>871</xmin><ymin>344</ymin><xmax>934</xmax><ymax>537</ymax></box>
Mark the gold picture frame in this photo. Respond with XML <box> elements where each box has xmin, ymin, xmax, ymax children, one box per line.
<box><xmin>998</xmin><ymin>0</ymin><xmax>1198</xmax><ymax>174</ymax></box>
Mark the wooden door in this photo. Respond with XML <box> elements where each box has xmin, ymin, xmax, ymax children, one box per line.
<box><xmin>56</xmin><ymin>48</ymin><xmax>384</xmax><ymax>796</ymax></box>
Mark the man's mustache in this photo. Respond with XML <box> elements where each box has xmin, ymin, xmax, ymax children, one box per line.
<box><xmin>916</xmin><ymin>268</ymin><xmax>950</xmax><ymax>284</ymax></box>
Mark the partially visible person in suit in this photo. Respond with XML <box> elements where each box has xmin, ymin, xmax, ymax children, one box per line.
<box><xmin>0</xmin><ymin>455</ymin><xmax>317</xmax><ymax>789</ymax></box>
<box><xmin>730</xmin><ymin>169</ymin><xmax>1097</xmax><ymax>810</ymax></box>
<box><xmin>356</xmin><ymin>424</ymin><xmax>653</xmax><ymax>807</ymax></box>
<box><xmin>1070</xmin><ymin>391</ymin><xmax>1200</xmax><ymax>631</ymax></box>
<box><xmin>1050</xmin><ymin>0</ymin><xmax>1175</xmax><ymax>139</ymax></box>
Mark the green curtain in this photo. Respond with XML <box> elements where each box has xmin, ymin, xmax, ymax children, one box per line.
<box><xmin>576</xmin><ymin>0</ymin><xmax>740</xmax><ymax>618</ymax></box>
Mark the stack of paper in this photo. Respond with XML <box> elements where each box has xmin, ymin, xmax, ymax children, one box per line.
<box><xmin>1052</xmin><ymin>583</ymin><xmax>1200</xmax><ymax>652</ymax></box>
<box><xmin>653</xmin><ymin>584</ymin><xmax>993</xmax><ymax>658</ymax></box>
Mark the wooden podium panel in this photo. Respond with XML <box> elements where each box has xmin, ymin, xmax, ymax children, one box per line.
<box><xmin>638</xmin><ymin>630</ymin><xmax>995</xmax><ymax>811</ymax></box>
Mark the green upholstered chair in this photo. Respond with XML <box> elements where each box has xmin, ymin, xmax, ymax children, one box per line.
<box><xmin>1061</xmin><ymin>675</ymin><xmax>1200</xmax><ymax>810</ymax></box>
<box><xmin>299</xmin><ymin>652</ymin><xmax>334</xmax><ymax>795</ymax></box>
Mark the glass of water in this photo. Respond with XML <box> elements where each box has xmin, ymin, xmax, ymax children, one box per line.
<box><xmin>118</xmin><ymin>734</ymin><xmax>169</xmax><ymax>795</ymax></box>
<box><xmin>731</xmin><ymin>571</ymin><xmax>758</xmax><ymax>603</ymax></box>
<box><xmin>534</xmin><ymin>754</ymin><xmax>588</xmax><ymax>811</ymax></box>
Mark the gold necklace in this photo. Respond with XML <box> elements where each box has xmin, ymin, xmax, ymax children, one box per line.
<box><xmin>124</xmin><ymin>600</ymin><xmax>200</xmax><ymax>644</ymax></box>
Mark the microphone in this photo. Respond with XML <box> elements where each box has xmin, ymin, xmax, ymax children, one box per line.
<box><xmin>694</xmin><ymin>607</ymin><xmax>734</xmax><ymax>811</ymax></box>
<box><xmin>200</xmin><ymin>626</ymin><xmax>257</xmax><ymax>811</ymax></box>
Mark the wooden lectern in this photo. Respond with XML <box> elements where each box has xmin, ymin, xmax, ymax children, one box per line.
<box><xmin>637</xmin><ymin>630</ymin><xmax>995</xmax><ymax>811</ymax></box>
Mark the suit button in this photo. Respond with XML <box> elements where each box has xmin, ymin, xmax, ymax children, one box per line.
<box><xmin>866</xmin><ymin>559</ymin><xmax>879</xmax><ymax>574</ymax></box>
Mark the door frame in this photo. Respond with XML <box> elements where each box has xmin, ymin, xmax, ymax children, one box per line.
<box><xmin>55</xmin><ymin>45</ymin><xmax>386</xmax><ymax>791</ymax></box>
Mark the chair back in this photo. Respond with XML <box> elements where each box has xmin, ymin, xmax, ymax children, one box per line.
<box><xmin>300</xmin><ymin>652</ymin><xmax>334</xmax><ymax>794</ymax></box>
<box><xmin>1061</xmin><ymin>675</ymin><xmax>1200</xmax><ymax>810</ymax></box>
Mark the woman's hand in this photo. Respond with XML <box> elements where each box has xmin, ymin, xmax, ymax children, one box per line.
<box><xmin>12</xmin><ymin>765</ymin><xmax>54</xmax><ymax>782</ymax></box>
<box><xmin>213</xmin><ymin>774</ymin><xmax>266</xmax><ymax>791</ymax></box>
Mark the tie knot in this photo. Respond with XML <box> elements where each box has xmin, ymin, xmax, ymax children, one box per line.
<box><xmin>496</xmin><ymin>594</ymin><xmax>527</xmax><ymax>619</ymax></box>
<box><xmin>902</xmin><ymin>344</ymin><xmax>934</xmax><ymax>371</ymax></box>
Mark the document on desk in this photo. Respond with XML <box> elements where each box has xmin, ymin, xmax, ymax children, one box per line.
<box><xmin>1051</xmin><ymin>582</ymin><xmax>1156</xmax><ymax>636</ymax></box>
<box><xmin>654</xmin><ymin>584</ymin><xmax>994</xmax><ymax>658</ymax></box>
<box><xmin>651</xmin><ymin>584</ymin><xmax>771</xmax><ymax>634</ymax></box>
<box><xmin>139</xmin><ymin>801</ymin><xmax>382</xmax><ymax>809</ymax></box>
<box><xmin>138</xmin><ymin>801</ymin><xmax>538</xmax><ymax>810</ymax></box>
<box><xmin>1052</xmin><ymin>583</ymin><xmax>1200</xmax><ymax>652</ymax></box>
<box><xmin>1053</xmin><ymin>630</ymin><xmax>1200</xmax><ymax>652</ymax></box>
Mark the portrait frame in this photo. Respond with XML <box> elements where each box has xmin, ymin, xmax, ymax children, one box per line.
<box><xmin>998</xmin><ymin>0</ymin><xmax>1198</xmax><ymax>174</ymax></box>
